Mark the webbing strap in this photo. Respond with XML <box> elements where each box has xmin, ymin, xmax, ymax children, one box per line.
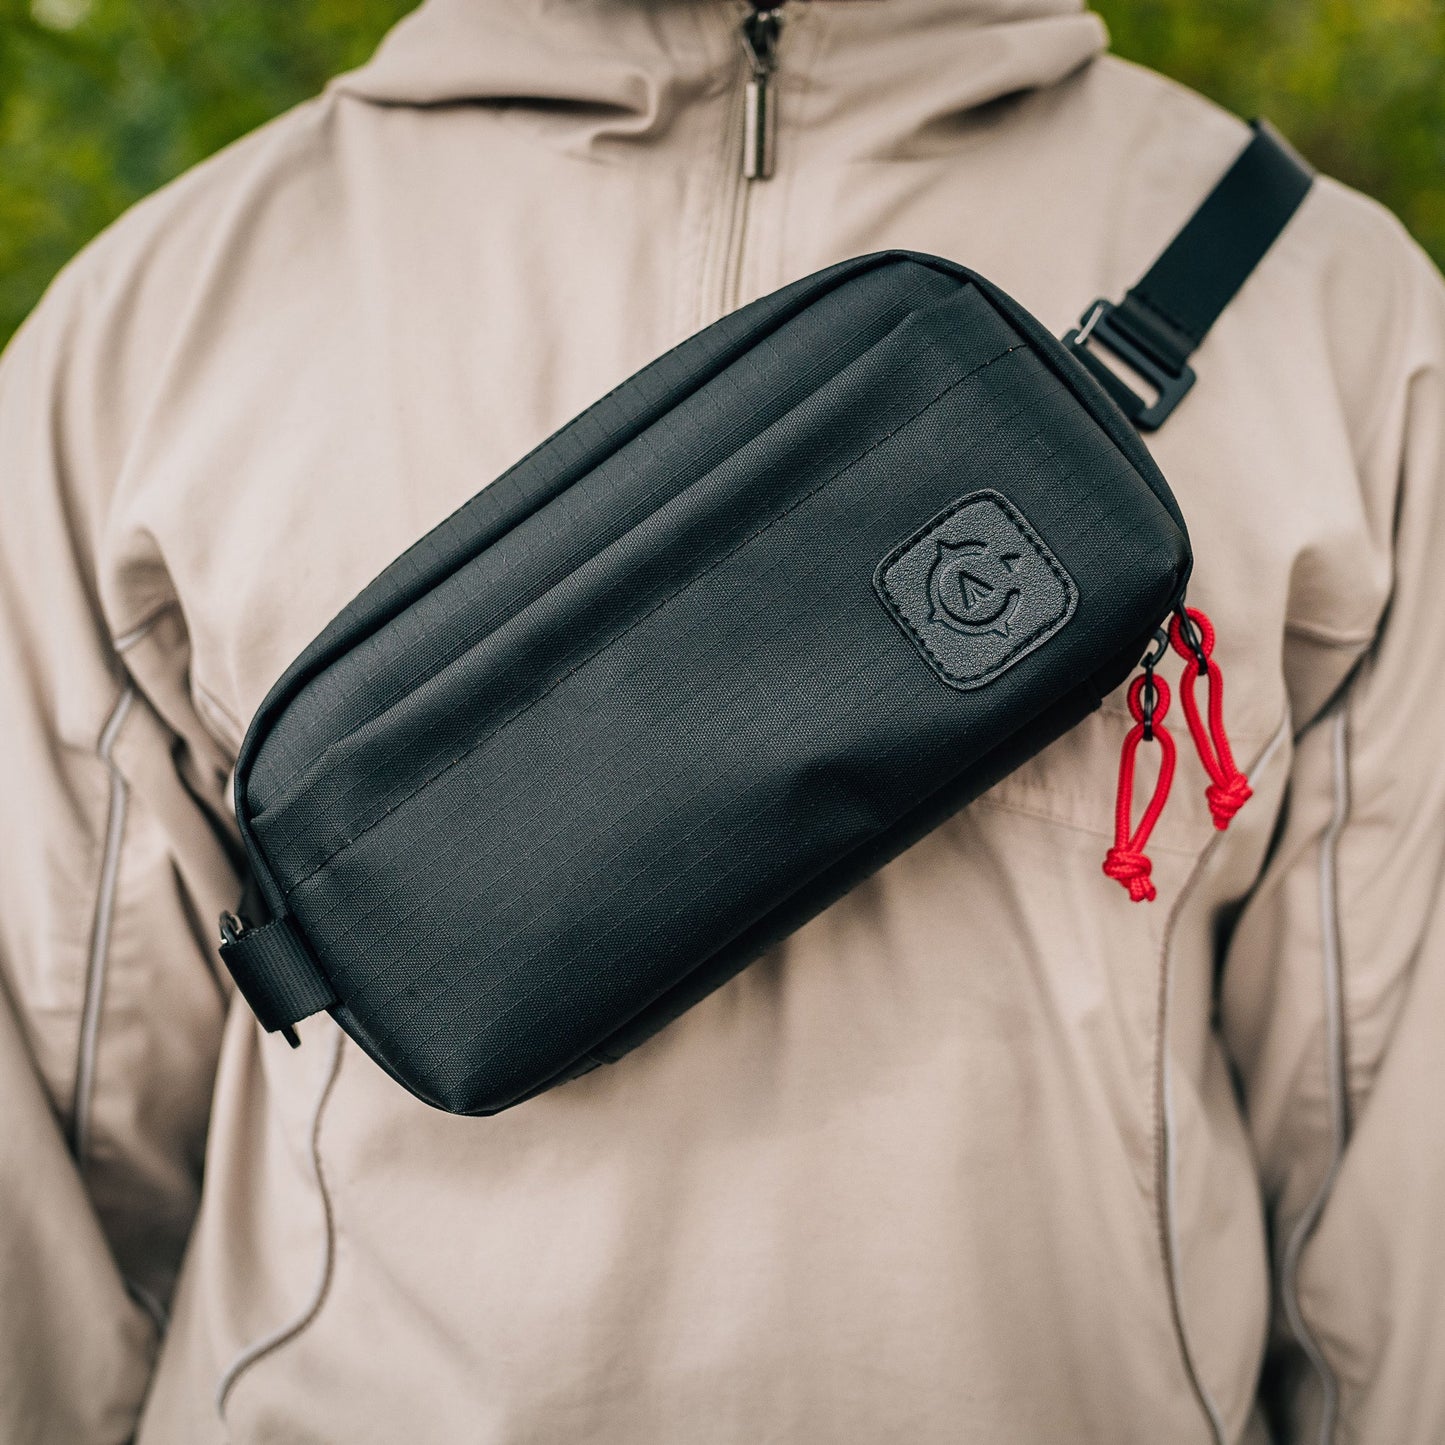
<box><xmin>219</xmin><ymin>914</ymin><xmax>336</xmax><ymax>1044</ymax></box>
<box><xmin>1065</xmin><ymin>119</ymin><xmax>1314</xmax><ymax>430</ymax></box>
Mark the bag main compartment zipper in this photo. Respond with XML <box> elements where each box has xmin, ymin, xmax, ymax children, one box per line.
<box><xmin>1103</xmin><ymin>603</ymin><xmax>1252</xmax><ymax>902</ymax></box>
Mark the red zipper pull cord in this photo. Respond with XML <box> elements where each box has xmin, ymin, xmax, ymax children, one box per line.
<box><xmin>1104</xmin><ymin>652</ymin><xmax>1177</xmax><ymax>903</ymax></box>
<box><xmin>1167</xmin><ymin>605</ymin><xmax>1252</xmax><ymax>830</ymax></box>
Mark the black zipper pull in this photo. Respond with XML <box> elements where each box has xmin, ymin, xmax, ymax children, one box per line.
<box><xmin>740</xmin><ymin>4</ymin><xmax>784</xmax><ymax>180</ymax></box>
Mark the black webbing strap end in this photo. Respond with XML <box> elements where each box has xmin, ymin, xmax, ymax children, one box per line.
<box><xmin>1064</xmin><ymin>118</ymin><xmax>1314</xmax><ymax>431</ymax></box>
<box><xmin>218</xmin><ymin>912</ymin><xmax>336</xmax><ymax>1048</ymax></box>
<box><xmin>1064</xmin><ymin>296</ymin><xmax>1197</xmax><ymax>430</ymax></box>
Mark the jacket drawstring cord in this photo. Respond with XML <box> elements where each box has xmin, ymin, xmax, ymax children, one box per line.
<box><xmin>1104</xmin><ymin>661</ymin><xmax>1176</xmax><ymax>903</ymax></box>
<box><xmin>1168</xmin><ymin>605</ymin><xmax>1252</xmax><ymax>829</ymax></box>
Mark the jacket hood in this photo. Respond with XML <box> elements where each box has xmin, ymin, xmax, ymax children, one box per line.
<box><xmin>332</xmin><ymin>0</ymin><xmax>1108</xmax><ymax>150</ymax></box>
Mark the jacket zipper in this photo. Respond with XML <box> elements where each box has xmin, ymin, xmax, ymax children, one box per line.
<box><xmin>709</xmin><ymin>2</ymin><xmax>786</xmax><ymax>320</ymax></box>
<box><xmin>739</xmin><ymin>3</ymin><xmax>784</xmax><ymax>180</ymax></box>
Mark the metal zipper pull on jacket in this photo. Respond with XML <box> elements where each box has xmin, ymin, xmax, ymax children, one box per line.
<box><xmin>740</xmin><ymin>4</ymin><xmax>784</xmax><ymax>180</ymax></box>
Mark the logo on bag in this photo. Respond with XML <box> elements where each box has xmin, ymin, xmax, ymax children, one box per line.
<box><xmin>925</xmin><ymin>539</ymin><xmax>1023</xmax><ymax>637</ymax></box>
<box><xmin>873</xmin><ymin>491</ymin><xmax>1077</xmax><ymax>690</ymax></box>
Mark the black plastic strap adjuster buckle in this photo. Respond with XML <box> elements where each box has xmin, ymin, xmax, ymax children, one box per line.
<box><xmin>1064</xmin><ymin>298</ymin><xmax>1197</xmax><ymax>432</ymax></box>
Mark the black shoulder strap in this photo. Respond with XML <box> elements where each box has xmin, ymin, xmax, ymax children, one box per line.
<box><xmin>1064</xmin><ymin>119</ymin><xmax>1314</xmax><ymax>430</ymax></box>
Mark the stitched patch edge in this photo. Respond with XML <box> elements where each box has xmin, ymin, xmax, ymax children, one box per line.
<box><xmin>872</xmin><ymin>488</ymin><xmax>1079</xmax><ymax>691</ymax></box>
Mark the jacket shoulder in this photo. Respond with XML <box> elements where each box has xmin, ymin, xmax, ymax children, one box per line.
<box><xmin>5</xmin><ymin>93</ymin><xmax>343</xmax><ymax>380</ymax></box>
<box><xmin>1086</xmin><ymin>52</ymin><xmax>1433</xmax><ymax>288</ymax></box>
<box><xmin>1</xmin><ymin>93</ymin><xmax>350</xmax><ymax>500</ymax></box>
<box><xmin>1082</xmin><ymin>53</ymin><xmax>1442</xmax><ymax>415</ymax></box>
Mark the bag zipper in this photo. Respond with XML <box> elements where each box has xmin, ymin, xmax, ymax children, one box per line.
<box><xmin>1103</xmin><ymin>602</ymin><xmax>1252</xmax><ymax>901</ymax></box>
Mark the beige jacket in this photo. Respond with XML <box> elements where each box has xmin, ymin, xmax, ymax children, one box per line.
<box><xmin>3</xmin><ymin>2</ymin><xmax>1443</xmax><ymax>1441</ymax></box>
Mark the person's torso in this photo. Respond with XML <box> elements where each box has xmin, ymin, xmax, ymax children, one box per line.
<box><xmin>91</xmin><ymin>3</ymin><xmax>1401</xmax><ymax>1439</ymax></box>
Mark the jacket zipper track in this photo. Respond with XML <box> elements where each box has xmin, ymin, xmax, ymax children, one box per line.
<box><xmin>709</xmin><ymin>2</ymin><xmax>785</xmax><ymax>321</ymax></box>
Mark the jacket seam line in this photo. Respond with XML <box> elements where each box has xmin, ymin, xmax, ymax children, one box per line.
<box><xmin>1156</xmin><ymin>869</ymin><xmax>1230</xmax><ymax>1445</ymax></box>
<box><xmin>969</xmin><ymin>790</ymin><xmax>1207</xmax><ymax>856</ymax></box>
<box><xmin>277</xmin><ymin>342</ymin><xmax>1021</xmax><ymax>892</ymax></box>
<box><xmin>192</xmin><ymin>675</ymin><xmax>246</xmax><ymax>749</ymax></box>
<box><xmin>1282</xmin><ymin>618</ymin><xmax>1377</xmax><ymax>650</ymax></box>
<box><xmin>113</xmin><ymin>602</ymin><xmax>175</xmax><ymax>655</ymax></box>
<box><xmin>73</xmin><ymin>615</ymin><xmax>164</xmax><ymax>1161</ymax></box>
<box><xmin>1279</xmin><ymin>698</ymin><xmax>1351</xmax><ymax>1445</ymax></box>
<box><xmin>215</xmin><ymin>1025</ymin><xmax>345</xmax><ymax>1417</ymax></box>
<box><xmin>1153</xmin><ymin>706</ymin><xmax>1291</xmax><ymax>1445</ymax></box>
<box><xmin>124</xmin><ymin>1277</ymin><xmax>170</xmax><ymax>1335</ymax></box>
<box><xmin>70</xmin><ymin>685</ymin><xmax>137</xmax><ymax>1166</ymax></box>
<box><xmin>971</xmin><ymin>710</ymin><xmax>1289</xmax><ymax>852</ymax></box>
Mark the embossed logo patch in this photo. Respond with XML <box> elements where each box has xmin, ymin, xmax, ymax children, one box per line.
<box><xmin>873</xmin><ymin>490</ymin><xmax>1078</xmax><ymax>690</ymax></box>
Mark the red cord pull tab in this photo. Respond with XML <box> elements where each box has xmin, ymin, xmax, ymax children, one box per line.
<box><xmin>1104</xmin><ymin>667</ymin><xmax>1177</xmax><ymax>903</ymax></box>
<box><xmin>1168</xmin><ymin>606</ymin><xmax>1252</xmax><ymax>830</ymax></box>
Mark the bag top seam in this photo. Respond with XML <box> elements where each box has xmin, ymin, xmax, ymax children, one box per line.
<box><xmin>276</xmin><ymin>340</ymin><xmax>1024</xmax><ymax>897</ymax></box>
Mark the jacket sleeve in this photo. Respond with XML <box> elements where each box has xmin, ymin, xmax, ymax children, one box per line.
<box><xmin>1222</xmin><ymin>235</ymin><xmax>1445</xmax><ymax>1443</ymax></box>
<box><xmin>0</xmin><ymin>274</ymin><xmax>239</xmax><ymax>1442</ymax></box>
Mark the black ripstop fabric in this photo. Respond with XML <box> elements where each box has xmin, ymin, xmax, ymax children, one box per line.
<box><xmin>222</xmin><ymin>250</ymin><xmax>1193</xmax><ymax>1115</ymax></box>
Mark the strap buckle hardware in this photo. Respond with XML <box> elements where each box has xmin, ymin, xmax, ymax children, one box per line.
<box><xmin>1064</xmin><ymin>298</ymin><xmax>1197</xmax><ymax>432</ymax></box>
<box><xmin>217</xmin><ymin>911</ymin><xmax>306</xmax><ymax>1048</ymax></box>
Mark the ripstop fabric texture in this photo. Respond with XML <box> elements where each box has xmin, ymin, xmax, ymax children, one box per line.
<box><xmin>224</xmin><ymin>252</ymin><xmax>1190</xmax><ymax>1114</ymax></box>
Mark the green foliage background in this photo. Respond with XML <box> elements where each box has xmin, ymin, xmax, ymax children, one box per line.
<box><xmin>1</xmin><ymin>0</ymin><xmax>1442</xmax><ymax>350</ymax></box>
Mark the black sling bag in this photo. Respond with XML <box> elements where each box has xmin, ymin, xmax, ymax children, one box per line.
<box><xmin>219</xmin><ymin>123</ymin><xmax>1312</xmax><ymax>1115</ymax></box>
